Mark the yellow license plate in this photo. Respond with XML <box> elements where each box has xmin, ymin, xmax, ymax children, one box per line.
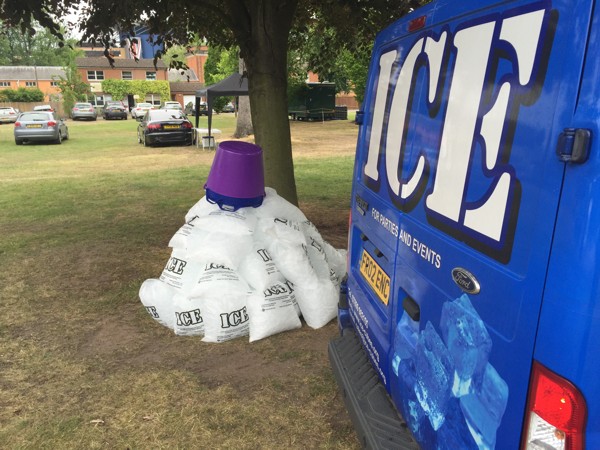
<box><xmin>164</xmin><ymin>125</ymin><xmax>179</xmax><ymax>129</ymax></box>
<box><xmin>27</xmin><ymin>124</ymin><xmax>42</xmax><ymax>128</ymax></box>
<box><xmin>359</xmin><ymin>250</ymin><xmax>390</xmax><ymax>305</ymax></box>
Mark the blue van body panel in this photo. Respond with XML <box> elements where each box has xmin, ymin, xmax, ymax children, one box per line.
<box><xmin>337</xmin><ymin>0</ymin><xmax>598</xmax><ymax>448</ymax></box>
<box><xmin>534</xmin><ymin>6</ymin><xmax>600</xmax><ymax>447</ymax></box>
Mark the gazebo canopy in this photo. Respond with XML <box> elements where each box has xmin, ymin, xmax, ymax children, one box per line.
<box><xmin>195</xmin><ymin>73</ymin><xmax>249</xmax><ymax>134</ymax></box>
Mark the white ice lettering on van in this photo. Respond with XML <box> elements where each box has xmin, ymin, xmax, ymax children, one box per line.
<box><xmin>412</xmin><ymin>238</ymin><xmax>442</xmax><ymax>269</ymax></box>
<box><xmin>363</xmin><ymin>5</ymin><xmax>552</xmax><ymax>262</ymax></box>
<box><xmin>400</xmin><ymin>227</ymin><xmax>442</xmax><ymax>269</ymax></box>
<box><xmin>349</xmin><ymin>288</ymin><xmax>387</xmax><ymax>384</ymax></box>
<box><xmin>371</xmin><ymin>207</ymin><xmax>399</xmax><ymax>237</ymax></box>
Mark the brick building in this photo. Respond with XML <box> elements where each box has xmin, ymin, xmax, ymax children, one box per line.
<box><xmin>0</xmin><ymin>66</ymin><xmax>65</xmax><ymax>101</ymax></box>
<box><xmin>75</xmin><ymin>57</ymin><xmax>168</xmax><ymax>108</ymax></box>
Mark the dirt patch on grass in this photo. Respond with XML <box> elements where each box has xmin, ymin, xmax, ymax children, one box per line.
<box><xmin>291</xmin><ymin>120</ymin><xmax>359</xmax><ymax>158</ymax></box>
<box><xmin>79</xmin><ymin>313</ymin><xmax>338</xmax><ymax>391</ymax></box>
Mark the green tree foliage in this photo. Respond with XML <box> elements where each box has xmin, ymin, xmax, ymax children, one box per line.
<box><xmin>306</xmin><ymin>43</ymin><xmax>372</xmax><ymax>105</ymax></box>
<box><xmin>204</xmin><ymin>46</ymin><xmax>238</xmax><ymax>85</ymax></box>
<box><xmin>52</xmin><ymin>52</ymin><xmax>92</xmax><ymax>112</ymax></box>
<box><xmin>288</xmin><ymin>17</ymin><xmax>399</xmax><ymax>106</ymax></box>
<box><xmin>203</xmin><ymin>46</ymin><xmax>239</xmax><ymax>113</ymax></box>
<box><xmin>0</xmin><ymin>21</ymin><xmax>76</xmax><ymax>66</ymax></box>
<box><xmin>0</xmin><ymin>87</ymin><xmax>44</xmax><ymax>102</ymax></box>
<box><xmin>163</xmin><ymin>44</ymin><xmax>188</xmax><ymax>68</ymax></box>
<box><xmin>101</xmin><ymin>79</ymin><xmax>171</xmax><ymax>102</ymax></box>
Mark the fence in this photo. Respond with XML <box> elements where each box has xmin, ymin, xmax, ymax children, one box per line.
<box><xmin>0</xmin><ymin>101</ymin><xmax>66</xmax><ymax>117</ymax></box>
<box><xmin>335</xmin><ymin>93</ymin><xmax>360</xmax><ymax>110</ymax></box>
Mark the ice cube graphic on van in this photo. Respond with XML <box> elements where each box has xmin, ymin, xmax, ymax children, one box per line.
<box><xmin>461</xmin><ymin>363</ymin><xmax>509</xmax><ymax>450</ymax></box>
<box><xmin>392</xmin><ymin>295</ymin><xmax>508</xmax><ymax>449</ymax></box>
<box><xmin>414</xmin><ymin>322</ymin><xmax>454</xmax><ymax>431</ymax></box>
<box><xmin>440</xmin><ymin>294</ymin><xmax>493</xmax><ymax>397</ymax></box>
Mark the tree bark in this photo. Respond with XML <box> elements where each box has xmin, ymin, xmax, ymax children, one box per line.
<box><xmin>234</xmin><ymin>58</ymin><xmax>253</xmax><ymax>138</ymax></box>
<box><xmin>227</xmin><ymin>0</ymin><xmax>299</xmax><ymax>205</ymax></box>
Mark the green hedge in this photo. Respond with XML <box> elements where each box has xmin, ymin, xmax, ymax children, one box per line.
<box><xmin>101</xmin><ymin>79</ymin><xmax>170</xmax><ymax>101</ymax></box>
<box><xmin>0</xmin><ymin>88</ymin><xmax>45</xmax><ymax>102</ymax></box>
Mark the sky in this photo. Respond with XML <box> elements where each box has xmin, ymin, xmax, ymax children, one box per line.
<box><xmin>55</xmin><ymin>4</ymin><xmax>85</xmax><ymax>39</ymax></box>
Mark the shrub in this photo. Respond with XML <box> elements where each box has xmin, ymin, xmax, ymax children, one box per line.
<box><xmin>0</xmin><ymin>87</ymin><xmax>45</xmax><ymax>102</ymax></box>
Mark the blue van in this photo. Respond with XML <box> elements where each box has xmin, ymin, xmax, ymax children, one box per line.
<box><xmin>329</xmin><ymin>0</ymin><xmax>597</xmax><ymax>448</ymax></box>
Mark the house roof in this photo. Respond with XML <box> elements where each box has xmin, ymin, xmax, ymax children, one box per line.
<box><xmin>0</xmin><ymin>66</ymin><xmax>65</xmax><ymax>80</ymax></box>
<box><xmin>170</xmin><ymin>81</ymin><xmax>205</xmax><ymax>94</ymax></box>
<box><xmin>168</xmin><ymin>68</ymin><xmax>198</xmax><ymax>82</ymax></box>
<box><xmin>75</xmin><ymin>57</ymin><xmax>167</xmax><ymax>69</ymax></box>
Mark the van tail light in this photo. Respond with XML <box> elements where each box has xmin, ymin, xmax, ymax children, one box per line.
<box><xmin>47</xmin><ymin>121</ymin><xmax>57</xmax><ymax>127</ymax></box>
<box><xmin>522</xmin><ymin>362</ymin><xmax>586</xmax><ymax>450</ymax></box>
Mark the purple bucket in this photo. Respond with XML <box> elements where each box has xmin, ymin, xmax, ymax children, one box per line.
<box><xmin>204</xmin><ymin>141</ymin><xmax>265</xmax><ymax>211</ymax></box>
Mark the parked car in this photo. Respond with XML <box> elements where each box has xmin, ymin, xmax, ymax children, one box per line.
<box><xmin>131</xmin><ymin>102</ymin><xmax>155</xmax><ymax>120</ymax></box>
<box><xmin>14</xmin><ymin>111</ymin><xmax>69</xmax><ymax>145</ymax></box>
<box><xmin>161</xmin><ymin>101</ymin><xmax>183</xmax><ymax>111</ymax></box>
<box><xmin>198</xmin><ymin>102</ymin><xmax>209</xmax><ymax>116</ymax></box>
<box><xmin>137</xmin><ymin>109</ymin><xmax>193</xmax><ymax>147</ymax></box>
<box><xmin>103</xmin><ymin>104</ymin><xmax>128</xmax><ymax>120</ymax></box>
<box><xmin>222</xmin><ymin>102</ymin><xmax>235</xmax><ymax>113</ymax></box>
<box><xmin>33</xmin><ymin>105</ymin><xmax>54</xmax><ymax>112</ymax></box>
<box><xmin>0</xmin><ymin>106</ymin><xmax>19</xmax><ymax>124</ymax></box>
<box><xmin>71</xmin><ymin>102</ymin><xmax>97</xmax><ymax>121</ymax></box>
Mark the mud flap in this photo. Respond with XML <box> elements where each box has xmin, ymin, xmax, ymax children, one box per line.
<box><xmin>329</xmin><ymin>329</ymin><xmax>419</xmax><ymax>449</ymax></box>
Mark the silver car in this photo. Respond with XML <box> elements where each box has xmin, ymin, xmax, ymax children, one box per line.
<box><xmin>71</xmin><ymin>102</ymin><xmax>97</xmax><ymax>121</ymax></box>
<box><xmin>0</xmin><ymin>106</ymin><xmax>19</xmax><ymax>124</ymax></box>
<box><xmin>14</xmin><ymin>111</ymin><xmax>69</xmax><ymax>145</ymax></box>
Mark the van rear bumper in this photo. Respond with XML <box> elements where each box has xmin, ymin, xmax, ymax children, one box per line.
<box><xmin>328</xmin><ymin>328</ymin><xmax>419</xmax><ymax>449</ymax></box>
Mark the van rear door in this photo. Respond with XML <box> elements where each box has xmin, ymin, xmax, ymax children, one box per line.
<box><xmin>349</xmin><ymin>0</ymin><xmax>592</xmax><ymax>448</ymax></box>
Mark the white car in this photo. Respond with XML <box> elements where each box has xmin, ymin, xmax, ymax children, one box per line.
<box><xmin>0</xmin><ymin>106</ymin><xmax>19</xmax><ymax>123</ymax></box>
<box><xmin>131</xmin><ymin>102</ymin><xmax>155</xmax><ymax>119</ymax></box>
<box><xmin>33</xmin><ymin>105</ymin><xmax>54</xmax><ymax>112</ymax></box>
<box><xmin>161</xmin><ymin>101</ymin><xmax>183</xmax><ymax>110</ymax></box>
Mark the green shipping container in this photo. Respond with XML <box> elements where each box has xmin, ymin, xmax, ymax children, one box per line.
<box><xmin>288</xmin><ymin>82</ymin><xmax>336</xmax><ymax>121</ymax></box>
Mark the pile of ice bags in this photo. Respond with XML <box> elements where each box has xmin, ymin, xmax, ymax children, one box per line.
<box><xmin>139</xmin><ymin>187</ymin><xmax>347</xmax><ymax>342</ymax></box>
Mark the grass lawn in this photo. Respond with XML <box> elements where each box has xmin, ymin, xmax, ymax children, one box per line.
<box><xmin>0</xmin><ymin>114</ymin><xmax>360</xmax><ymax>449</ymax></box>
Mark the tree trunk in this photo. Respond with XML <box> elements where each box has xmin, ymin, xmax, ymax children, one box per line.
<box><xmin>234</xmin><ymin>58</ymin><xmax>253</xmax><ymax>138</ymax></box>
<box><xmin>228</xmin><ymin>0</ymin><xmax>299</xmax><ymax>205</ymax></box>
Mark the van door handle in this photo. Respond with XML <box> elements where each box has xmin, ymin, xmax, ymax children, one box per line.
<box><xmin>556</xmin><ymin>128</ymin><xmax>591</xmax><ymax>163</ymax></box>
<box><xmin>403</xmin><ymin>296</ymin><xmax>420</xmax><ymax>321</ymax></box>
